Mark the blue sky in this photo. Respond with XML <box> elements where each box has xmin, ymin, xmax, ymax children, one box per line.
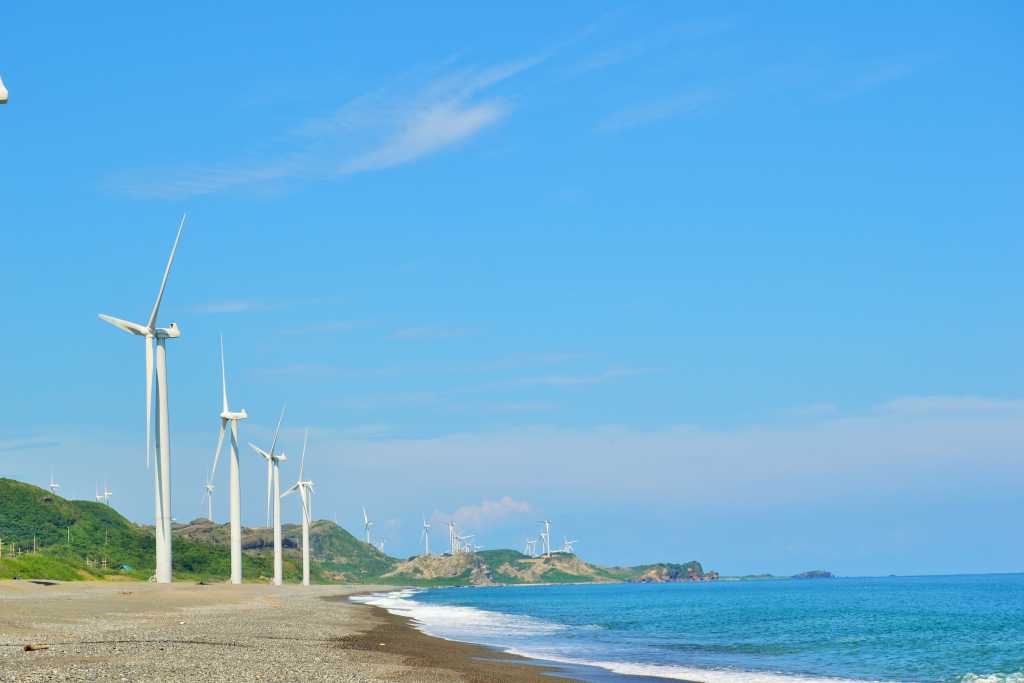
<box><xmin>1</xmin><ymin>2</ymin><xmax>1022</xmax><ymax>576</ymax></box>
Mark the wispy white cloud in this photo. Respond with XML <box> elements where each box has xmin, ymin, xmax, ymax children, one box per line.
<box><xmin>512</xmin><ymin>366</ymin><xmax>652</xmax><ymax>387</ymax></box>
<box><xmin>0</xmin><ymin>437</ymin><xmax>61</xmax><ymax>453</ymax></box>
<box><xmin>878</xmin><ymin>395</ymin><xmax>1024</xmax><ymax>417</ymax></box>
<box><xmin>110</xmin><ymin>57</ymin><xmax>543</xmax><ymax>198</ymax></box>
<box><xmin>595</xmin><ymin>89</ymin><xmax>719</xmax><ymax>132</ymax></box>
<box><xmin>389</xmin><ymin>324</ymin><xmax>474</xmax><ymax>341</ymax></box>
<box><xmin>283</xmin><ymin>320</ymin><xmax>360</xmax><ymax>335</ymax></box>
<box><xmin>432</xmin><ymin>497</ymin><xmax>533</xmax><ymax>531</ymax></box>
<box><xmin>831</xmin><ymin>62</ymin><xmax>915</xmax><ymax>99</ymax></box>
<box><xmin>189</xmin><ymin>300</ymin><xmax>271</xmax><ymax>314</ymax></box>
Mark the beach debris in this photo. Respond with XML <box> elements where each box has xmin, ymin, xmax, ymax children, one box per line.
<box><xmin>23</xmin><ymin>643</ymin><xmax>49</xmax><ymax>652</ymax></box>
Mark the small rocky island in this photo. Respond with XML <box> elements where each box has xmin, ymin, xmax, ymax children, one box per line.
<box><xmin>792</xmin><ymin>570</ymin><xmax>834</xmax><ymax>579</ymax></box>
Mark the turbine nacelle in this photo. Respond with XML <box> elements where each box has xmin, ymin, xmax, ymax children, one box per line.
<box><xmin>220</xmin><ymin>408</ymin><xmax>248</xmax><ymax>421</ymax></box>
<box><xmin>155</xmin><ymin>323</ymin><xmax>181</xmax><ymax>339</ymax></box>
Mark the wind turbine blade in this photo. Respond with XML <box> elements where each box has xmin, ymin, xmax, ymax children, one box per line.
<box><xmin>299</xmin><ymin>428</ymin><xmax>308</xmax><ymax>482</ymax></box>
<box><xmin>363</xmin><ymin>507</ymin><xmax>368</xmax><ymax>525</ymax></box>
<box><xmin>99</xmin><ymin>314</ymin><xmax>149</xmax><ymax>336</ymax></box>
<box><xmin>220</xmin><ymin>334</ymin><xmax>228</xmax><ymax>413</ymax></box>
<box><xmin>146</xmin><ymin>214</ymin><xmax>186</xmax><ymax>331</ymax></box>
<box><xmin>269</xmin><ymin>405</ymin><xmax>286</xmax><ymax>457</ymax></box>
<box><xmin>249</xmin><ymin>443</ymin><xmax>270</xmax><ymax>460</ymax></box>
<box><xmin>282</xmin><ymin>483</ymin><xmax>299</xmax><ymax>497</ymax></box>
<box><xmin>145</xmin><ymin>336</ymin><xmax>154</xmax><ymax>470</ymax></box>
<box><xmin>211</xmin><ymin>420</ymin><xmax>227</xmax><ymax>480</ymax></box>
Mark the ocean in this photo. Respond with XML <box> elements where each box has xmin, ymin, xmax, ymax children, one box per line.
<box><xmin>352</xmin><ymin>574</ymin><xmax>1024</xmax><ymax>683</ymax></box>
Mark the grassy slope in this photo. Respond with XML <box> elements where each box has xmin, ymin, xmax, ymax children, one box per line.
<box><xmin>0</xmin><ymin>478</ymin><xmax>278</xmax><ymax>581</ymax></box>
<box><xmin>2</xmin><ymin>478</ymin><xmax>713</xmax><ymax>585</ymax></box>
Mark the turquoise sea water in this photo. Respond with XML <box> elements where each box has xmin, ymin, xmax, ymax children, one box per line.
<box><xmin>354</xmin><ymin>575</ymin><xmax>1024</xmax><ymax>682</ymax></box>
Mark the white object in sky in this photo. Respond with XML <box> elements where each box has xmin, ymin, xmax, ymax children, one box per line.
<box><xmin>202</xmin><ymin>477</ymin><xmax>215</xmax><ymax>522</ymax></box>
<box><xmin>209</xmin><ymin>335</ymin><xmax>248</xmax><ymax>585</ymax></box>
<box><xmin>447</xmin><ymin>521</ymin><xmax>458</xmax><ymax>554</ymax></box>
<box><xmin>562</xmin><ymin>538</ymin><xmax>578</xmax><ymax>554</ymax></box>
<box><xmin>0</xmin><ymin>75</ymin><xmax>7</xmax><ymax>104</ymax></box>
<box><xmin>250</xmin><ymin>407</ymin><xmax>287</xmax><ymax>586</ymax></box>
<box><xmin>378</xmin><ymin>539</ymin><xmax>386</xmax><ymax>553</ymax></box>
<box><xmin>99</xmin><ymin>215</ymin><xmax>185</xmax><ymax>584</ymax></box>
<box><xmin>100</xmin><ymin>481</ymin><xmax>113</xmax><ymax>506</ymax></box>
<box><xmin>362</xmin><ymin>506</ymin><xmax>374</xmax><ymax>545</ymax></box>
<box><xmin>283</xmin><ymin>428</ymin><xmax>314</xmax><ymax>586</ymax></box>
<box><xmin>523</xmin><ymin>538</ymin><xmax>536</xmax><ymax>557</ymax></box>
<box><xmin>94</xmin><ymin>482</ymin><xmax>103</xmax><ymax>503</ymax></box>
<box><xmin>48</xmin><ymin>468</ymin><xmax>60</xmax><ymax>495</ymax></box>
<box><xmin>538</xmin><ymin>520</ymin><xmax>552</xmax><ymax>558</ymax></box>
<box><xmin>420</xmin><ymin>517</ymin><xmax>431</xmax><ymax>556</ymax></box>
<box><xmin>457</xmin><ymin>534</ymin><xmax>474</xmax><ymax>554</ymax></box>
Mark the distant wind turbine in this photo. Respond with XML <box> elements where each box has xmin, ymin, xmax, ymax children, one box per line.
<box><xmin>524</xmin><ymin>538</ymin><xmax>536</xmax><ymax>557</ymax></box>
<box><xmin>201</xmin><ymin>476</ymin><xmax>215</xmax><ymax>522</ymax></box>
<box><xmin>99</xmin><ymin>215</ymin><xmax>185</xmax><ymax>584</ymax></box>
<box><xmin>562</xmin><ymin>538</ymin><xmax>578</xmax><ymax>554</ymax></box>
<box><xmin>100</xmin><ymin>482</ymin><xmax>113</xmax><ymax>506</ymax></box>
<box><xmin>209</xmin><ymin>335</ymin><xmax>248</xmax><ymax>585</ymax></box>
<box><xmin>48</xmin><ymin>468</ymin><xmax>60</xmax><ymax>495</ymax></box>
<box><xmin>283</xmin><ymin>428</ymin><xmax>314</xmax><ymax>587</ymax></box>
<box><xmin>448</xmin><ymin>521</ymin><xmax>458</xmax><ymax>554</ymax></box>
<box><xmin>362</xmin><ymin>507</ymin><xmax>374</xmax><ymax>545</ymax></box>
<box><xmin>538</xmin><ymin>520</ymin><xmax>552</xmax><ymax>558</ymax></box>
<box><xmin>250</xmin><ymin>406</ymin><xmax>287</xmax><ymax>586</ymax></box>
<box><xmin>378</xmin><ymin>539</ymin><xmax>386</xmax><ymax>553</ymax></box>
<box><xmin>421</xmin><ymin>517</ymin><xmax>431</xmax><ymax>556</ymax></box>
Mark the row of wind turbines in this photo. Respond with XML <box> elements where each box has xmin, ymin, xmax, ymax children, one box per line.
<box><xmin>99</xmin><ymin>216</ymin><xmax>315</xmax><ymax>586</ymax></box>
<box><xmin>97</xmin><ymin>216</ymin><xmax>579</xmax><ymax>583</ymax></box>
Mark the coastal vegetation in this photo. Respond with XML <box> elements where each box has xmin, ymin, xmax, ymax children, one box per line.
<box><xmin>2</xmin><ymin>478</ymin><xmax>727</xmax><ymax>586</ymax></box>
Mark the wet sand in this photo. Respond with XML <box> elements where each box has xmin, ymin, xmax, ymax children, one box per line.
<box><xmin>0</xmin><ymin>580</ymin><xmax>586</xmax><ymax>682</ymax></box>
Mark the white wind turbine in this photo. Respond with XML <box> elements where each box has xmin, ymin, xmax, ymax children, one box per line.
<box><xmin>283</xmin><ymin>428</ymin><xmax>314</xmax><ymax>587</ymax></box>
<box><xmin>458</xmin><ymin>534</ymin><xmax>475</xmax><ymax>554</ymax></box>
<box><xmin>524</xmin><ymin>538</ymin><xmax>536</xmax><ymax>557</ymax></box>
<box><xmin>48</xmin><ymin>468</ymin><xmax>60</xmax><ymax>495</ymax></box>
<box><xmin>420</xmin><ymin>517</ymin><xmax>431</xmax><ymax>556</ymax></box>
<box><xmin>99</xmin><ymin>215</ymin><xmax>185</xmax><ymax>584</ymax></box>
<box><xmin>362</xmin><ymin>507</ymin><xmax>374</xmax><ymax>546</ymax></box>
<box><xmin>202</xmin><ymin>475</ymin><xmax>215</xmax><ymax>522</ymax></box>
<box><xmin>98</xmin><ymin>481</ymin><xmax>113</xmax><ymax>506</ymax></box>
<box><xmin>448</xmin><ymin>521</ymin><xmax>458</xmax><ymax>554</ymax></box>
<box><xmin>378</xmin><ymin>539</ymin><xmax>386</xmax><ymax>553</ymax></box>
<box><xmin>209</xmin><ymin>335</ymin><xmax>248</xmax><ymax>584</ymax></box>
<box><xmin>94</xmin><ymin>483</ymin><xmax>103</xmax><ymax>503</ymax></box>
<box><xmin>539</xmin><ymin>520</ymin><xmax>552</xmax><ymax>558</ymax></box>
<box><xmin>562</xmin><ymin>538</ymin><xmax>579</xmax><ymax>554</ymax></box>
<box><xmin>250</xmin><ymin>407</ymin><xmax>287</xmax><ymax>586</ymax></box>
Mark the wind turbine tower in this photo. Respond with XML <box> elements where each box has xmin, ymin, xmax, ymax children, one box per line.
<box><xmin>539</xmin><ymin>520</ymin><xmax>552</xmax><ymax>558</ymax></box>
<box><xmin>421</xmin><ymin>517</ymin><xmax>431</xmax><ymax>556</ymax></box>
<box><xmin>202</xmin><ymin>477</ymin><xmax>215</xmax><ymax>522</ymax></box>
<box><xmin>283</xmin><ymin>428</ymin><xmax>315</xmax><ymax>587</ymax></box>
<box><xmin>448</xmin><ymin>521</ymin><xmax>458</xmax><ymax>554</ymax></box>
<box><xmin>562</xmin><ymin>538</ymin><xmax>578</xmax><ymax>554</ymax></box>
<box><xmin>251</xmin><ymin>407</ymin><xmax>287</xmax><ymax>586</ymax></box>
<box><xmin>362</xmin><ymin>507</ymin><xmax>374</xmax><ymax>545</ymax></box>
<box><xmin>99</xmin><ymin>215</ymin><xmax>185</xmax><ymax>583</ymax></box>
<box><xmin>210</xmin><ymin>336</ymin><xmax>248</xmax><ymax>584</ymax></box>
<box><xmin>48</xmin><ymin>468</ymin><xmax>60</xmax><ymax>495</ymax></box>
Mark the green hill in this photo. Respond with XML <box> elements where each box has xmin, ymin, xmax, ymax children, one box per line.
<box><xmin>174</xmin><ymin>517</ymin><xmax>397</xmax><ymax>581</ymax></box>
<box><xmin>0</xmin><ymin>478</ymin><xmax>275</xmax><ymax>581</ymax></box>
<box><xmin>1</xmin><ymin>478</ymin><xmax>716</xmax><ymax>586</ymax></box>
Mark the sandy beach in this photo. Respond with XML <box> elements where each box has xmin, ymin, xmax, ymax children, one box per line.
<box><xmin>0</xmin><ymin>580</ymin><xmax>579</xmax><ymax>682</ymax></box>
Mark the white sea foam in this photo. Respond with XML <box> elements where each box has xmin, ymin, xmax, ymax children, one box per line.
<box><xmin>961</xmin><ymin>675</ymin><xmax>1024</xmax><ymax>683</ymax></box>
<box><xmin>350</xmin><ymin>590</ymin><xmax>877</xmax><ymax>683</ymax></box>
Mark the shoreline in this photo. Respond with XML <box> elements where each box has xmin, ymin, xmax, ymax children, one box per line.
<box><xmin>347</xmin><ymin>588</ymin><xmax>690</xmax><ymax>683</ymax></box>
<box><xmin>0</xmin><ymin>579</ymin><xmax>668</xmax><ymax>682</ymax></box>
